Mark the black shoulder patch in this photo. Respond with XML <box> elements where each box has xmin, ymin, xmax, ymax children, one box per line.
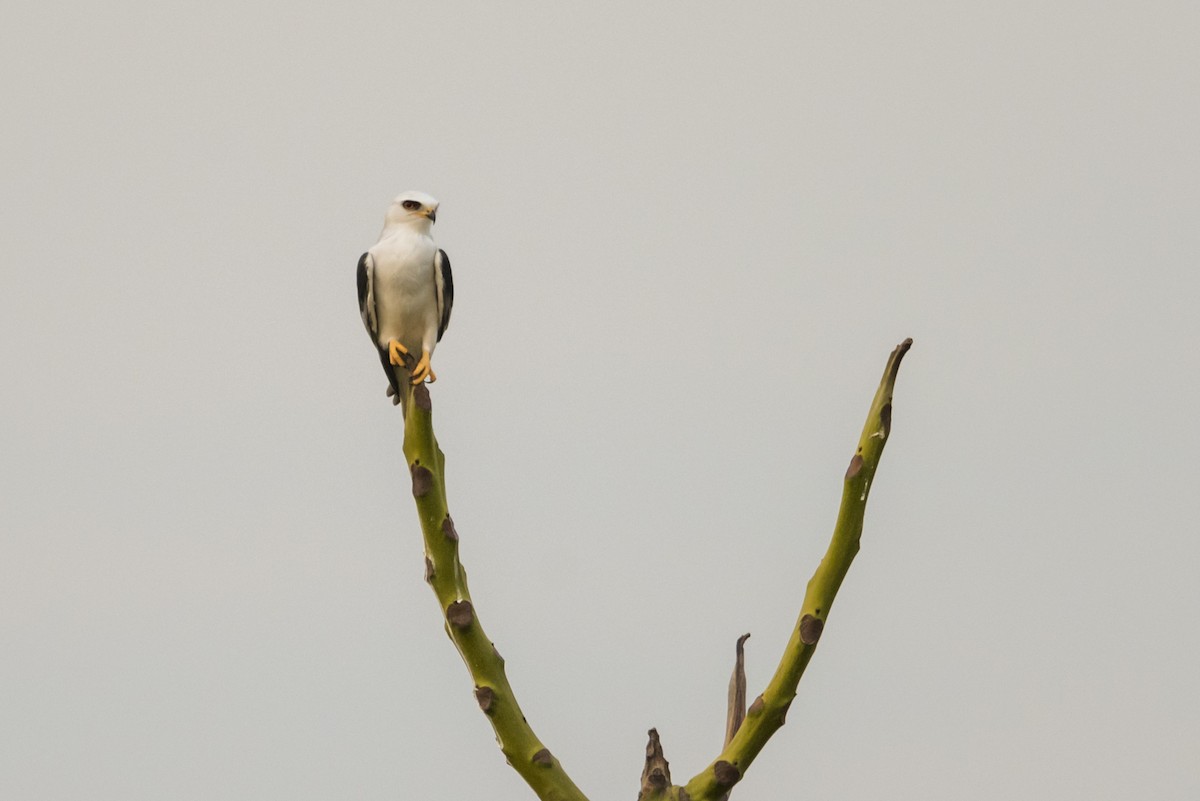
<box><xmin>437</xmin><ymin>249</ymin><xmax>454</xmax><ymax>341</ymax></box>
<box><xmin>356</xmin><ymin>252</ymin><xmax>370</xmax><ymax>313</ymax></box>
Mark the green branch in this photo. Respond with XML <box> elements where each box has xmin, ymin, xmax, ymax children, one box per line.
<box><xmin>401</xmin><ymin>384</ymin><xmax>590</xmax><ymax>801</ymax></box>
<box><xmin>682</xmin><ymin>338</ymin><xmax>912</xmax><ymax>801</ymax></box>
<box><xmin>395</xmin><ymin>338</ymin><xmax>910</xmax><ymax>800</ymax></box>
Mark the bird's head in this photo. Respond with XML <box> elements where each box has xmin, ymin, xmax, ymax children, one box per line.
<box><xmin>384</xmin><ymin>190</ymin><xmax>440</xmax><ymax>230</ymax></box>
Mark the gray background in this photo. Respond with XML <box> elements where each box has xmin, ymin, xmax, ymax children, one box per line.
<box><xmin>3</xmin><ymin>2</ymin><xmax>1197</xmax><ymax>799</ymax></box>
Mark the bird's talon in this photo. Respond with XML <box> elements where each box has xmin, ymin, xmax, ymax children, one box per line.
<box><xmin>388</xmin><ymin>339</ymin><xmax>410</xmax><ymax>367</ymax></box>
<box><xmin>410</xmin><ymin>351</ymin><xmax>432</xmax><ymax>385</ymax></box>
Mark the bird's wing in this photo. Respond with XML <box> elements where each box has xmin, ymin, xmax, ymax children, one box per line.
<box><xmin>435</xmin><ymin>248</ymin><xmax>453</xmax><ymax>342</ymax></box>
<box><xmin>358</xmin><ymin>252</ymin><xmax>403</xmax><ymax>401</ymax></box>
<box><xmin>357</xmin><ymin>252</ymin><xmax>377</xmax><ymax>335</ymax></box>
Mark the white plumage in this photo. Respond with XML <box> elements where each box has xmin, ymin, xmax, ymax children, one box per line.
<box><xmin>357</xmin><ymin>191</ymin><xmax>454</xmax><ymax>410</ymax></box>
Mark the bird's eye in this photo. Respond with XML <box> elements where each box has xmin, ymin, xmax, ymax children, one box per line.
<box><xmin>401</xmin><ymin>200</ymin><xmax>422</xmax><ymax>211</ymax></box>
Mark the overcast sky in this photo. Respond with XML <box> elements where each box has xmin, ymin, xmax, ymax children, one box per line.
<box><xmin>3</xmin><ymin>2</ymin><xmax>1198</xmax><ymax>799</ymax></box>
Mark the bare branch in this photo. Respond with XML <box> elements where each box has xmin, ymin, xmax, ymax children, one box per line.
<box><xmin>683</xmin><ymin>338</ymin><xmax>913</xmax><ymax>800</ymax></box>
<box><xmin>402</xmin><ymin>384</ymin><xmax>590</xmax><ymax>801</ymax></box>
<box><xmin>395</xmin><ymin>338</ymin><xmax>911</xmax><ymax>800</ymax></box>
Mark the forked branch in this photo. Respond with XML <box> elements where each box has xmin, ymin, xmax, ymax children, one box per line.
<box><xmin>397</xmin><ymin>338</ymin><xmax>912</xmax><ymax>800</ymax></box>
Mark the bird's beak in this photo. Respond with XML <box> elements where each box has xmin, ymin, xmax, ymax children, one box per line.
<box><xmin>423</xmin><ymin>208</ymin><xmax>437</xmax><ymax>223</ymax></box>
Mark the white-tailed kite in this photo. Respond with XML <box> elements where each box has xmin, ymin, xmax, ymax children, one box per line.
<box><xmin>357</xmin><ymin>191</ymin><xmax>454</xmax><ymax>410</ymax></box>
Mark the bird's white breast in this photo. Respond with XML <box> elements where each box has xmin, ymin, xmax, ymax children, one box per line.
<box><xmin>369</xmin><ymin>229</ymin><xmax>438</xmax><ymax>352</ymax></box>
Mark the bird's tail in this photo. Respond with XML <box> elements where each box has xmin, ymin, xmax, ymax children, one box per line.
<box><xmin>383</xmin><ymin>348</ymin><xmax>416</xmax><ymax>416</ymax></box>
<box><xmin>387</xmin><ymin>378</ymin><xmax>413</xmax><ymax>417</ymax></box>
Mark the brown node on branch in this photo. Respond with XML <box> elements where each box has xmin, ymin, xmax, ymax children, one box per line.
<box><xmin>446</xmin><ymin>600</ymin><xmax>474</xmax><ymax>629</ymax></box>
<box><xmin>474</xmin><ymin>685</ymin><xmax>495</xmax><ymax>714</ymax></box>
<box><xmin>413</xmin><ymin>383</ymin><xmax>432</xmax><ymax>411</ymax></box>
<box><xmin>531</xmin><ymin>748</ymin><xmax>553</xmax><ymax>767</ymax></box>
<box><xmin>880</xmin><ymin>402</ymin><xmax>893</xmax><ymax>437</ymax></box>
<box><xmin>410</xmin><ymin>464</ymin><xmax>434</xmax><ymax>497</ymax></box>
<box><xmin>799</xmin><ymin>614</ymin><xmax>824</xmax><ymax>644</ymax></box>
<box><xmin>639</xmin><ymin>728</ymin><xmax>671</xmax><ymax>797</ymax></box>
<box><xmin>845</xmin><ymin>454</ymin><xmax>864</xmax><ymax>480</ymax></box>
<box><xmin>423</xmin><ymin>556</ymin><xmax>434</xmax><ymax>583</ymax></box>
<box><xmin>713</xmin><ymin>760</ymin><xmax>741</xmax><ymax>788</ymax></box>
<box><xmin>747</xmin><ymin>694</ymin><xmax>764</xmax><ymax>717</ymax></box>
<box><xmin>441</xmin><ymin>515</ymin><xmax>459</xmax><ymax>542</ymax></box>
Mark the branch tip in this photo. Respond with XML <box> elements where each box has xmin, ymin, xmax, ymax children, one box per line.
<box><xmin>886</xmin><ymin>338</ymin><xmax>913</xmax><ymax>386</ymax></box>
<box><xmin>640</xmin><ymin>728</ymin><xmax>672</xmax><ymax>796</ymax></box>
<box><xmin>645</xmin><ymin>728</ymin><xmax>662</xmax><ymax>756</ymax></box>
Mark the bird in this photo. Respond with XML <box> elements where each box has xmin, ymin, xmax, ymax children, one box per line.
<box><xmin>357</xmin><ymin>191</ymin><xmax>454</xmax><ymax>412</ymax></box>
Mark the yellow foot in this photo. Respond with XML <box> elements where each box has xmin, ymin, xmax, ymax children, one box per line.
<box><xmin>426</xmin><ymin>368</ymin><xmax>437</xmax><ymax>384</ymax></box>
<box><xmin>388</xmin><ymin>339</ymin><xmax>410</xmax><ymax>367</ymax></box>
<box><xmin>410</xmin><ymin>350</ymin><xmax>433</xmax><ymax>384</ymax></box>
